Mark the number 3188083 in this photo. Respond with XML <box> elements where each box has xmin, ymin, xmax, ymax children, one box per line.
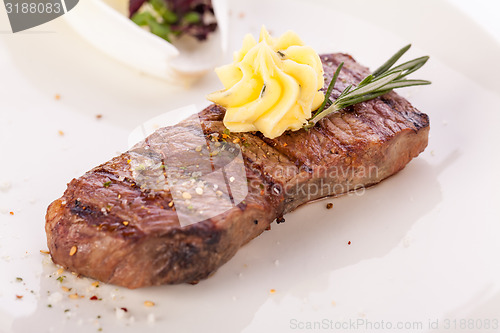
<box><xmin>5</xmin><ymin>2</ymin><xmax>62</xmax><ymax>14</ymax></box>
<box><xmin>443</xmin><ymin>318</ymin><xmax>499</xmax><ymax>330</ymax></box>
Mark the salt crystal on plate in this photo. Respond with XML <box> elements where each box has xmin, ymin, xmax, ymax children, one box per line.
<box><xmin>402</xmin><ymin>236</ymin><xmax>412</xmax><ymax>248</ymax></box>
<box><xmin>0</xmin><ymin>181</ymin><xmax>11</xmax><ymax>192</ymax></box>
<box><xmin>115</xmin><ymin>308</ymin><xmax>127</xmax><ymax>319</ymax></box>
<box><xmin>48</xmin><ymin>292</ymin><xmax>63</xmax><ymax>304</ymax></box>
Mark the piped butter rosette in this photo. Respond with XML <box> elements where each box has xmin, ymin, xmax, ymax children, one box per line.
<box><xmin>207</xmin><ymin>27</ymin><xmax>325</xmax><ymax>139</ymax></box>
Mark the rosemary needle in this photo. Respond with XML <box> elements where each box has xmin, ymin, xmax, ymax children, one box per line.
<box><xmin>304</xmin><ymin>44</ymin><xmax>431</xmax><ymax>129</ymax></box>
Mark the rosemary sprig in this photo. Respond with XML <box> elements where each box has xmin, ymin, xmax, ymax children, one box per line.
<box><xmin>304</xmin><ymin>44</ymin><xmax>431</xmax><ymax>129</ymax></box>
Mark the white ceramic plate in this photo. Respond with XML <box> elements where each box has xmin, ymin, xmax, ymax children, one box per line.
<box><xmin>1</xmin><ymin>0</ymin><xmax>500</xmax><ymax>332</ymax></box>
<box><xmin>63</xmin><ymin>0</ymin><xmax>228</xmax><ymax>85</ymax></box>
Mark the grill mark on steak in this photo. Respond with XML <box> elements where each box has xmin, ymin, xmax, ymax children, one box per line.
<box><xmin>256</xmin><ymin>132</ymin><xmax>305</xmax><ymax>172</ymax></box>
<box><xmin>45</xmin><ymin>53</ymin><xmax>430</xmax><ymax>288</ymax></box>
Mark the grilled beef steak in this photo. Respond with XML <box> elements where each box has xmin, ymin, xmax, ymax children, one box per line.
<box><xmin>45</xmin><ymin>53</ymin><xmax>429</xmax><ymax>288</ymax></box>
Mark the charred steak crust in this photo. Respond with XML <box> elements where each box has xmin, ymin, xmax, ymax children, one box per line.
<box><xmin>45</xmin><ymin>53</ymin><xmax>429</xmax><ymax>288</ymax></box>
